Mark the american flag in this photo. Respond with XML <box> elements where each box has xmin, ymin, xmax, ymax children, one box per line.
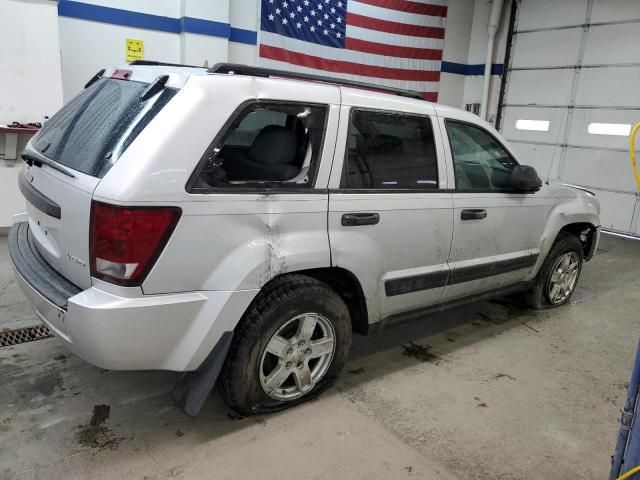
<box><xmin>258</xmin><ymin>0</ymin><xmax>448</xmax><ymax>101</ymax></box>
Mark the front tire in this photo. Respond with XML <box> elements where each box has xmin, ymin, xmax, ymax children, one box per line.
<box><xmin>522</xmin><ymin>233</ymin><xmax>584</xmax><ymax>309</ymax></box>
<box><xmin>219</xmin><ymin>274</ymin><xmax>352</xmax><ymax>416</ymax></box>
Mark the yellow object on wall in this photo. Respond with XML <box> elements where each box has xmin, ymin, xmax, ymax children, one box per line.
<box><xmin>126</xmin><ymin>39</ymin><xmax>144</xmax><ymax>63</ymax></box>
<box><xmin>631</xmin><ymin>123</ymin><xmax>640</xmax><ymax>191</ymax></box>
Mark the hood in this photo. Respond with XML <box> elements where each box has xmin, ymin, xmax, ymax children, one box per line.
<box><xmin>559</xmin><ymin>182</ymin><xmax>596</xmax><ymax>197</ymax></box>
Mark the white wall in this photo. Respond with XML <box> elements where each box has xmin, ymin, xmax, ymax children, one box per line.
<box><xmin>86</xmin><ymin>0</ymin><xmax>179</xmax><ymax>17</ymax></box>
<box><xmin>427</xmin><ymin>0</ymin><xmax>511</xmax><ymax>117</ymax></box>
<box><xmin>59</xmin><ymin>18</ymin><xmax>181</xmax><ymax>100</ymax></box>
<box><xmin>0</xmin><ymin>0</ymin><xmax>64</xmax><ymax>124</ymax></box>
<box><xmin>228</xmin><ymin>0</ymin><xmax>259</xmax><ymax>65</ymax></box>
<box><xmin>462</xmin><ymin>0</ymin><xmax>512</xmax><ymax>122</ymax></box>
<box><xmin>181</xmin><ymin>0</ymin><xmax>229</xmax><ymax>67</ymax></box>
<box><xmin>0</xmin><ymin>0</ymin><xmax>64</xmax><ymax>228</ymax></box>
<box><xmin>439</xmin><ymin>0</ymin><xmax>475</xmax><ymax>108</ymax></box>
<box><xmin>58</xmin><ymin>0</ymin><xmax>235</xmax><ymax>101</ymax></box>
<box><xmin>0</xmin><ymin>161</ymin><xmax>24</xmax><ymax>230</ymax></box>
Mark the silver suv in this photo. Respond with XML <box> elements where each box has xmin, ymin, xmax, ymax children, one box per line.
<box><xmin>9</xmin><ymin>63</ymin><xmax>601</xmax><ymax>416</ymax></box>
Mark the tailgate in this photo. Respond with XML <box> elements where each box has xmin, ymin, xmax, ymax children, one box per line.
<box><xmin>19</xmin><ymin>160</ymin><xmax>98</xmax><ymax>290</ymax></box>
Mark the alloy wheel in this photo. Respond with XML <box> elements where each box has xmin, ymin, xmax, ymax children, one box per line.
<box><xmin>259</xmin><ymin>313</ymin><xmax>336</xmax><ymax>401</ymax></box>
<box><xmin>547</xmin><ymin>252</ymin><xmax>580</xmax><ymax>305</ymax></box>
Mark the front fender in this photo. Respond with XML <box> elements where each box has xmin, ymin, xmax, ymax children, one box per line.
<box><xmin>533</xmin><ymin>193</ymin><xmax>600</xmax><ymax>278</ymax></box>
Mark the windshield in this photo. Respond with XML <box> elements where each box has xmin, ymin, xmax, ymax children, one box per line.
<box><xmin>32</xmin><ymin>78</ymin><xmax>177</xmax><ymax>178</ymax></box>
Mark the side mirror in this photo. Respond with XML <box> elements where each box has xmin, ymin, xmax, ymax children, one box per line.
<box><xmin>511</xmin><ymin>165</ymin><xmax>542</xmax><ymax>193</ymax></box>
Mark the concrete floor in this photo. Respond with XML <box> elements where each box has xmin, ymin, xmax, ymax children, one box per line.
<box><xmin>0</xmin><ymin>234</ymin><xmax>638</xmax><ymax>480</ymax></box>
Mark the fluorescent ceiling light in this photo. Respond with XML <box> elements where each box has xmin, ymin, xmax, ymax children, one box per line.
<box><xmin>516</xmin><ymin>119</ymin><xmax>550</xmax><ymax>132</ymax></box>
<box><xmin>588</xmin><ymin>123</ymin><xmax>632</xmax><ymax>136</ymax></box>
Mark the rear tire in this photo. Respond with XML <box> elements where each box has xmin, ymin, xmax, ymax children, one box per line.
<box><xmin>521</xmin><ymin>233</ymin><xmax>584</xmax><ymax>309</ymax></box>
<box><xmin>218</xmin><ymin>274</ymin><xmax>352</xmax><ymax>416</ymax></box>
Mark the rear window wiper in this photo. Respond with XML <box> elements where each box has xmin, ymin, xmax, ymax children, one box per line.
<box><xmin>140</xmin><ymin>75</ymin><xmax>170</xmax><ymax>101</ymax></box>
<box><xmin>84</xmin><ymin>69</ymin><xmax>106</xmax><ymax>89</ymax></box>
<box><xmin>22</xmin><ymin>152</ymin><xmax>76</xmax><ymax>178</ymax></box>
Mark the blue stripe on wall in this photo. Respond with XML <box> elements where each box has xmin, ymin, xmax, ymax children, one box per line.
<box><xmin>58</xmin><ymin>1</ymin><xmax>180</xmax><ymax>33</ymax></box>
<box><xmin>230</xmin><ymin>27</ymin><xmax>258</xmax><ymax>46</ymax></box>
<box><xmin>181</xmin><ymin>17</ymin><xmax>230</xmax><ymax>38</ymax></box>
<box><xmin>441</xmin><ymin>61</ymin><xmax>504</xmax><ymax>76</ymax></box>
<box><xmin>57</xmin><ymin>0</ymin><xmax>257</xmax><ymax>45</ymax></box>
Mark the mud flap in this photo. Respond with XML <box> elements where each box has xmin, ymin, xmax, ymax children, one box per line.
<box><xmin>172</xmin><ymin>331</ymin><xmax>234</xmax><ymax>416</ymax></box>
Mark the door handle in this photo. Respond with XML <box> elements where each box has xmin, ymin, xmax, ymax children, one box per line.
<box><xmin>461</xmin><ymin>209</ymin><xmax>487</xmax><ymax>220</ymax></box>
<box><xmin>341</xmin><ymin>212</ymin><xmax>380</xmax><ymax>226</ymax></box>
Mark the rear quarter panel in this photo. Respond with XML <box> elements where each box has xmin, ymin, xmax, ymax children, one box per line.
<box><xmin>93</xmin><ymin>75</ymin><xmax>341</xmax><ymax>294</ymax></box>
<box><xmin>144</xmin><ymin>194</ymin><xmax>332</xmax><ymax>292</ymax></box>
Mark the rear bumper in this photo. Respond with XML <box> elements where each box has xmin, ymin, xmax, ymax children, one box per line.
<box><xmin>8</xmin><ymin>222</ymin><xmax>81</xmax><ymax>309</ymax></box>
<box><xmin>9</xmin><ymin>223</ymin><xmax>257</xmax><ymax>371</ymax></box>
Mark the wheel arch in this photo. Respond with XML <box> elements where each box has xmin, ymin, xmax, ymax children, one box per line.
<box><xmin>556</xmin><ymin>222</ymin><xmax>599</xmax><ymax>261</ymax></box>
<box><xmin>255</xmin><ymin>267</ymin><xmax>370</xmax><ymax>336</ymax></box>
<box><xmin>532</xmin><ymin>210</ymin><xmax>599</xmax><ymax>281</ymax></box>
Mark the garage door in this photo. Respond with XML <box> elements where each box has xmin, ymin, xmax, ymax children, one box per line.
<box><xmin>498</xmin><ymin>0</ymin><xmax>640</xmax><ymax>235</ymax></box>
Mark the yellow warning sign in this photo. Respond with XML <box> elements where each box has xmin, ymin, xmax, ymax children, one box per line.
<box><xmin>126</xmin><ymin>38</ymin><xmax>144</xmax><ymax>63</ymax></box>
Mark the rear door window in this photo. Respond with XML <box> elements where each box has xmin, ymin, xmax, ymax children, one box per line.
<box><xmin>194</xmin><ymin>102</ymin><xmax>328</xmax><ymax>189</ymax></box>
<box><xmin>340</xmin><ymin>109</ymin><xmax>439</xmax><ymax>189</ymax></box>
<box><xmin>32</xmin><ymin>78</ymin><xmax>177</xmax><ymax>178</ymax></box>
<box><xmin>224</xmin><ymin>110</ymin><xmax>287</xmax><ymax>147</ymax></box>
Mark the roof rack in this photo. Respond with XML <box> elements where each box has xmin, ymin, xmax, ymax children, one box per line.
<box><xmin>129</xmin><ymin>60</ymin><xmax>206</xmax><ymax>69</ymax></box>
<box><xmin>208</xmin><ymin>63</ymin><xmax>424</xmax><ymax>101</ymax></box>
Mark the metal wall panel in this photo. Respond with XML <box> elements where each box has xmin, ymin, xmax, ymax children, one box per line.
<box><xmin>568</xmin><ymin>108</ymin><xmax>640</xmax><ymax>150</ymax></box>
<box><xmin>575</xmin><ymin>67</ymin><xmax>640</xmax><ymax>108</ymax></box>
<box><xmin>512</xmin><ymin>29</ymin><xmax>583</xmax><ymax>69</ymax></box>
<box><xmin>499</xmin><ymin>0</ymin><xmax>640</xmax><ymax>235</ymax></box>
<box><xmin>592</xmin><ymin>189</ymin><xmax>635</xmax><ymax>232</ymax></box>
<box><xmin>517</xmin><ymin>0</ymin><xmax>589</xmax><ymax>30</ymax></box>
<box><xmin>501</xmin><ymin>106</ymin><xmax>567</xmax><ymax>181</ymax></box>
<box><xmin>584</xmin><ymin>23</ymin><xmax>640</xmax><ymax>65</ymax></box>
<box><xmin>502</xmin><ymin>106</ymin><xmax>568</xmax><ymax>143</ymax></box>
<box><xmin>562</xmin><ymin>148</ymin><xmax>637</xmax><ymax>193</ymax></box>
<box><xmin>504</xmin><ymin>69</ymin><xmax>575</xmax><ymax>105</ymax></box>
<box><xmin>591</xmin><ymin>0</ymin><xmax>640</xmax><ymax>22</ymax></box>
<box><xmin>508</xmin><ymin>142</ymin><xmax>562</xmax><ymax>181</ymax></box>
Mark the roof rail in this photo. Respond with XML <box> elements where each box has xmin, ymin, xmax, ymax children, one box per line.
<box><xmin>129</xmin><ymin>60</ymin><xmax>206</xmax><ymax>69</ymax></box>
<box><xmin>208</xmin><ymin>63</ymin><xmax>424</xmax><ymax>101</ymax></box>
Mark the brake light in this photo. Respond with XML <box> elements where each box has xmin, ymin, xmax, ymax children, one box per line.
<box><xmin>90</xmin><ymin>201</ymin><xmax>181</xmax><ymax>286</ymax></box>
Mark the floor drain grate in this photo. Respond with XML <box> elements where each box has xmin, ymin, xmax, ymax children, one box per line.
<box><xmin>0</xmin><ymin>324</ymin><xmax>53</xmax><ymax>347</ymax></box>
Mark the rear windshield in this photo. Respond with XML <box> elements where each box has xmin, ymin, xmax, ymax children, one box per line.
<box><xmin>32</xmin><ymin>78</ymin><xmax>177</xmax><ymax>178</ymax></box>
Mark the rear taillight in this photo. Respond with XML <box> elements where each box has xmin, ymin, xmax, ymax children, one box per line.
<box><xmin>90</xmin><ymin>201</ymin><xmax>181</xmax><ymax>286</ymax></box>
